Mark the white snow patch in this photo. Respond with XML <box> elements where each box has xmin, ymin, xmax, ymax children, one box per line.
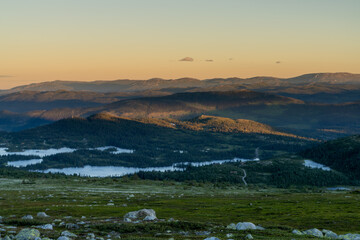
<box><xmin>304</xmin><ymin>160</ymin><xmax>331</xmax><ymax>171</ymax></box>
<box><xmin>7</xmin><ymin>159</ymin><xmax>43</xmax><ymax>167</ymax></box>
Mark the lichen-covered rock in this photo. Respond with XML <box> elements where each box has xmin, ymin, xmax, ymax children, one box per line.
<box><xmin>37</xmin><ymin>212</ymin><xmax>49</xmax><ymax>218</ymax></box>
<box><xmin>322</xmin><ymin>229</ymin><xmax>338</xmax><ymax>239</ymax></box>
<box><xmin>21</xmin><ymin>215</ymin><xmax>33</xmax><ymax>220</ymax></box>
<box><xmin>15</xmin><ymin>228</ymin><xmax>41</xmax><ymax>240</ymax></box>
<box><xmin>38</xmin><ymin>224</ymin><xmax>53</xmax><ymax>230</ymax></box>
<box><xmin>303</xmin><ymin>228</ymin><xmax>323</xmax><ymax>238</ymax></box>
<box><xmin>235</xmin><ymin>222</ymin><xmax>257</xmax><ymax>230</ymax></box>
<box><xmin>292</xmin><ymin>229</ymin><xmax>303</xmax><ymax>235</ymax></box>
<box><xmin>246</xmin><ymin>234</ymin><xmax>254</xmax><ymax>239</ymax></box>
<box><xmin>338</xmin><ymin>233</ymin><xmax>360</xmax><ymax>240</ymax></box>
<box><xmin>61</xmin><ymin>230</ymin><xmax>77</xmax><ymax>238</ymax></box>
<box><xmin>65</xmin><ymin>223</ymin><xmax>79</xmax><ymax>230</ymax></box>
<box><xmin>226</xmin><ymin>223</ymin><xmax>236</xmax><ymax>230</ymax></box>
<box><xmin>58</xmin><ymin>237</ymin><xmax>71</xmax><ymax>240</ymax></box>
<box><xmin>204</xmin><ymin>237</ymin><xmax>220</xmax><ymax>240</ymax></box>
<box><xmin>123</xmin><ymin>209</ymin><xmax>157</xmax><ymax>221</ymax></box>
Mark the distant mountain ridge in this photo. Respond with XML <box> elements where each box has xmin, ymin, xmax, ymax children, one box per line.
<box><xmin>2</xmin><ymin>72</ymin><xmax>359</xmax><ymax>94</ymax></box>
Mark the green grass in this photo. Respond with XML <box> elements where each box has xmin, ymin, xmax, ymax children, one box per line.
<box><xmin>0</xmin><ymin>178</ymin><xmax>359</xmax><ymax>239</ymax></box>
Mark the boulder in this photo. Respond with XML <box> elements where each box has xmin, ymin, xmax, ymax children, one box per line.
<box><xmin>226</xmin><ymin>223</ymin><xmax>236</xmax><ymax>230</ymax></box>
<box><xmin>292</xmin><ymin>229</ymin><xmax>303</xmax><ymax>235</ymax></box>
<box><xmin>37</xmin><ymin>212</ymin><xmax>49</xmax><ymax>218</ymax></box>
<box><xmin>338</xmin><ymin>233</ymin><xmax>360</xmax><ymax>239</ymax></box>
<box><xmin>322</xmin><ymin>229</ymin><xmax>338</xmax><ymax>239</ymax></box>
<box><xmin>58</xmin><ymin>237</ymin><xmax>71</xmax><ymax>240</ymax></box>
<box><xmin>38</xmin><ymin>224</ymin><xmax>53</xmax><ymax>230</ymax></box>
<box><xmin>123</xmin><ymin>209</ymin><xmax>157</xmax><ymax>221</ymax></box>
<box><xmin>21</xmin><ymin>215</ymin><xmax>34</xmax><ymax>220</ymax></box>
<box><xmin>235</xmin><ymin>222</ymin><xmax>257</xmax><ymax>230</ymax></box>
<box><xmin>15</xmin><ymin>228</ymin><xmax>40</xmax><ymax>240</ymax></box>
<box><xmin>61</xmin><ymin>230</ymin><xmax>77</xmax><ymax>238</ymax></box>
<box><xmin>303</xmin><ymin>228</ymin><xmax>323</xmax><ymax>238</ymax></box>
<box><xmin>65</xmin><ymin>223</ymin><xmax>79</xmax><ymax>230</ymax></box>
<box><xmin>204</xmin><ymin>237</ymin><xmax>220</xmax><ymax>240</ymax></box>
<box><xmin>246</xmin><ymin>234</ymin><xmax>254</xmax><ymax>239</ymax></box>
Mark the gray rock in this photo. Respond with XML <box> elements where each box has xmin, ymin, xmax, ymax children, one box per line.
<box><xmin>3</xmin><ymin>236</ymin><xmax>12</xmax><ymax>240</ymax></box>
<box><xmin>226</xmin><ymin>223</ymin><xmax>236</xmax><ymax>230</ymax></box>
<box><xmin>21</xmin><ymin>215</ymin><xmax>34</xmax><ymax>220</ymax></box>
<box><xmin>143</xmin><ymin>215</ymin><xmax>157</xmax><ymax>221</ymax></box>
<box><xmin>37</xmin><ymin>212</ymin><xmax>49</xmax><ymax>218</ymax></box>
<box><xmin>123</xmin><ymin>209</ymin><xmax>157</xmax><ymax>221</ymax></box>
<box><xmin>65</xmin><ymin>223</ymin><xmax>79</xmax><ymax>230</ymax></box>
<box><xmin>195</xmin><ymin>231</ymin><xmax>211</xmax><ymax>236</ymax></box>
<box><xmin>38</xmin><ymin>224</ymin><xmax>53</xmax><ymax>230</ymax></box>
<box><xmin>256</xmin><ymin>226</ymin><xmax>265</xmax><ymax>230</ymax></box>
<box><xmin>226</xmin><ymin>233</ymin><xmax>234</xmax><ymax>238</ymax></box>
<box><xmin>323</xmin><ymin>229</ymin><xmax>338</xmax><ymax>239</ymax></box>
<box><xmin>246</xmin><ymin>234</ymin><xmax>254</xmax><ymax>239</ymax></box>
<box><xmin>15</xmin><ymin>228</ymin><xmax>40</xmax><ymax>240</ymax></box>
<box><xmin>57</xmin><ymin>237</ymin><xmax>71</xmax><ymax>240</ymax></box>
<box><xmin>338</xmin><ymin>233</ymin><xmax>360</xmax><ymax>239</ymax></box>
<box><xmin>292</xmin><ymin>229</ymin><xmax>303</xmax><ymax>235</ymax></box>
<box><xmin>303</xmin><ymin>228</ymin><xmax>323</xmax><ymax>238</ymax></box>
<box><xmin>235</xmin><ymin>222</ymin><xmax>257</xmax><ymax>230</ymax></box>
<box><xmin>204</xmin><ymin>237</ymin><xmax>220</xmax><ymax>240</ymax></box>
<box><xmin>61</xmin><ymin>230</ymin><xmax>77</xmax><ymax>238</ymax></box>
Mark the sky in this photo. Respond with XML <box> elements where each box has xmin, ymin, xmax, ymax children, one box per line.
<box><xmin>1</xmin><ymin>0</ymin><xmax>360</xmax><ymax>89</ymax></box>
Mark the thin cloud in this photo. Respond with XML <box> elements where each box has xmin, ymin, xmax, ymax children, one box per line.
<box><xmin>228</xmin><ymin>58</ymin><xmax>233</xmax><ymax>61</ymax></box>
<box><xmin>179</xmin><ymin>57</ymin><xmax>194</xmax><ymax>62</ymax></box>
<box><xmin>205</xmin><ymin>59</ymin><xmax>214</xmax><ymax>62</ymax></box>
<box><xmin>0</xmin><ymin>75</ymin><xmax>13</xmax><ymax>78</ymax></box>
<box><xmin>276</xmin><ymin>61</ymin><xmax>281</xmax><ymax>64</ymax></box>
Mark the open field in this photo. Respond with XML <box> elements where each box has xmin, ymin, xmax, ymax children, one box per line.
<box><xmin>1</xmin><ymin>178</ymin><xmax>360</xmax><ymax>239</ymax></box>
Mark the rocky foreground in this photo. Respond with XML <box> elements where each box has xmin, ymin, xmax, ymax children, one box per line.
<box><xmin>1</xmin><ymin>209</ymin><xmax>360</xmax><ymax>240</ymax></box>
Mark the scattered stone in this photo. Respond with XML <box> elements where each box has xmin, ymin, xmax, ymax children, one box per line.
<box><xmin>338</xmin><ymin>233</ymin><xmax>360</xmax><ymax>239</ymax></box>
<box><xmin>57</xmin><ymin>237</ymin><xmax>71</xmax><ymax>240</ymax></box>
<box><xmin>292</xmin><ymin>229</ymin><xmax>303</xmax><ymax>235</ymax></box>
<box><xmin>195</xmin><ymin>231</ymin><xmax>211</xmax><ymax>236</ymax></box>
<box><xmin>226</xmin><ymin>223</ymin><xmax>236</xmax><ymax>230</ymax></box>
<box><xmin>204</xmin><ymin>237</ymin><xmax>220</xmax><ymax>240</ymax></box>
<box><xmin>246</xmin><ymin>234</ymin><xmax>254</xmax><ymax>239</ymax></box>
<box><xmin>124</xmin><ymin>209</ymin><xmax>157</xmax><ymax>221</ymax></box>
<box><xmin>226</xmin><ymin>233</ymin><xmax>234</xmax><ymax>238</ymax></box>
<box><xmin>37</xmin><ymin>224</ymin><xmax>53</xmax><ymax>230</ymax></box>
<box><xmin>21</xmin><ymin>215</ymin><xmax>33</xmax><ymax>220</ymax></box>
<box><xmin>15</xmin><ymin>228</ymin><xmax>40</xmax><ymax>240</ymax></box>
<box><xmin>61</xmin><ymin>230</ymin><xmax>77</xmax><ymax>238</ymax></box>
<box><xmin>256</xmin><ymin>226</ymin><xmax>265</xmax><ymax>230</ymax></box>
<box><xmin>236</xmin><ymin>222</ymin><xmax>257</xmax><ymax>230</ymax></box>
<box><xmin>65</xmin><ymin>223</ymin><xmax>79</xmax><ymax>230</ymax></box>
<box><xmin>323</xmin><ymin>229</ymin><xmax>338</xmax><ymax>239</ymax></box>
<box><xmin>303</xmin><ymin>228</ymin><xmax>323</xmax><ymax>238</ymax></box>
<box><xmin>37</xmin><ymin>212</ymin><xmax>49</xmax><ymax>218</ymax></box>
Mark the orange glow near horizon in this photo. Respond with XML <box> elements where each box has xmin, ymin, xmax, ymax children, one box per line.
<box><xmin>1</xmin><ymin>0</ymin><xmax>360</xmax><ymax>89</ymax></box>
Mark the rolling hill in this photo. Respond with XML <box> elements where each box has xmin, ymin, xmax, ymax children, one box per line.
<box><xmin>0</xmin><ymin>113</ymin><xmax>313</xmax><ymax>169</ymax></box>
<box><xmin>1</xmin><ymin>73</ymin><xmax>359</xmax><ymax>95</ymax></box>
<box><xmin>301</xmin><ymin>134</ymin><xmax>360</xmax><ymax>179</ymax></box>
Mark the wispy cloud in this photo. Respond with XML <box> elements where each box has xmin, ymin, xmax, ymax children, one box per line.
<box><xmin>205</xmin><ymin>59</ymin><xmax>214</xmax><ymax>62</ymax></box>
<box><xmin>276</xmin><ymin>61</ymin><xmax>281</xmax><ymax>64</ymax></box>
<box><xmin>0</xmin><ymin>75</ymin><xmax>13</xmax><ymax>78</ymax></box>
<box><xmin>179</xmin><ymin>57</ymin><xmax>194</xmax><ymax>62</ymax></box>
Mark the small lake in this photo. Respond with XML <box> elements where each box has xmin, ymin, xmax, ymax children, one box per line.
<box><xmin>38</xmin><ymin>157</ymin><xmax>259</xmax><ymax>177</ymax></box>
<box><xmin>303</xmin><ymin>160</ymin><xmax>331</xmax><ymax>171</ymax></box>
<box><xmin>3</xmin><ymin>146</ymin><xmax>134</xmax><ymax>167</ymax></box>
<box><xmin>7</xmin><ymin>159</ymin><xmax>44</xmax><ymax>168</ymax></box>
